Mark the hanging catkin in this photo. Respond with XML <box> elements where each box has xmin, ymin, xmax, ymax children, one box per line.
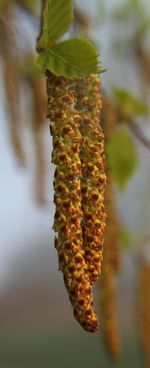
<box><xmin>28</xmin><ymin>65</ymin><xmax>47</xmax><ymax>205</ymax></box>
<box><xmin>100</xmin><ymin>265</ymin><xmax>121</xmax><ymax>358</ymax></box>
<box><xmin>99</xmin><ymin>178</ymin><xmax>121</xmax><ymax>358</ymax></box>
<box><xmin>47</xmin><ymin>72</ymin><xmax>99</xmax><ymax>332</ymax></box>
<box><xmin>4</xmin><ymin>59</ymin><xmax>26</xmax><ymax>167</ymax></box>
<box><xmin>101</xmin><ymin>95</ymin><xmax>121</xmax><ymax>273</ymax></box>
<box><xmin>99</xmin><ymin>95</ymin><xmax>121</xmax><ymax>358</ymax></box>
<box><xmin>101</xmin><ymin>94</ymin><xmax>119</xmax><ymax>142</ymax></box>
<box><xmin>138</xmin><ymin>256</ymin><xmax>150</xmax><ymax>367</ymax></box>
<box><xmin>104</xmin><ymin>176</ymin><xmax>121</xmax><ymax>273</ymax></box>
<box><xmin>76</xmin><ymin>75</ymin><xmax>106</xmax><ymax>285</ymax></box>
<box><xmin>0</xmin><ymin>2</ymin><xmax>26</xmax><ymax>167</ymax></box>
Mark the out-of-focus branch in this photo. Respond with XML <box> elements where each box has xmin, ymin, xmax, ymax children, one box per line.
<box><xmin>102</xmin><ymin>94</ymin><xmax>150</xmax><ymax>150</ymax></box>
<box><xmin>129</xmin><ymin>120</ymin><xmax>150</xmax><ymax>150</ymax></box>
<box><xmin>74</xmin><ymin>7</ymin><xmax>90</xmax><ymax>33</ymax></box>
<box><xmin>37</xmin><ymin>0</ymin><xmax>47</xmax><ymax>42</ymax></box>
<box><xmin>120</xmin><ymin>112</ymin><xmax>150</xmax><ymax>150</ymax></box>
<box><xmin>136</xmin><ymin>45</ymin><xmax>150</xmax><ymax>83</ymax></box>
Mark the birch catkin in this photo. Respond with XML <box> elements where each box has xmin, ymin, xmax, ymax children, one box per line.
<box><xmin>104</xmin><ymin>176</ymin><xmax>121</xmax><ymax>273</ymax></box>
<box><xmin>99</xmin><ymin>92</ymin><xmax>121</xmax><ymax>357</ymax></box>
<box><xmin>100</xmin><ymin>265</ymin><xmax>121</xmax><ymax>358</ymax></box>
<box><xmin>101</xmin><ymin>95</ymin><xmax>119</xmax><ymax>142</ymax></box>
<box><xmin>47</xmin><ymin>72</ymin><xmax>99</xmax><ymax>332</ymax></box>
<box><xmin>101</xmin><ymin>95</ymin><xmax>121</xmax><ymax>273</ymax></box>
<box><xmin>77</xmin><ymin>75</ymin><xmax>107</xmax><ymax>285</ymax></box>
<box><xmin>4</xmin><ymin>59</ymin><xmax>26</xmax><ymax>167</ymax></box>
<box><xmin>138</xmin><ymin>257</ymin><xmax>150</xmax><ymax>367</ymax></box>
<box><xmin>29</xmin><ymin>71</ymin><xmax>47</xmax><ymax>205</ymax></box>
<box><xmin>0</xmin><ymin>3</ymin><xmax>26</xmax><ymax>167</ymax></box>
<box><xmin>99</xmin><ymin>177</ymin><xmax>121</xmax><ymax>358</ymax></box>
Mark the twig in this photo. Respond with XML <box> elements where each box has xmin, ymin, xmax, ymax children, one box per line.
<box><xmin>129</xmin><ymin>120</ymin><xmax>150</xmax><ymax>150</ymax></box>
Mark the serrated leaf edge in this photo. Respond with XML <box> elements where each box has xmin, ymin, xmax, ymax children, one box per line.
<box><xmin>37</xmin><ymin>38</ymin><xmax>106</xmax><ymax>78</ymax></box>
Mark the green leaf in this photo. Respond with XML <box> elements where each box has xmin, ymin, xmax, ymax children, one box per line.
<box><xmin>119</xmin><ymin>228</ymin><xmax>133</xmax><ymax>249</ymax></box>
<box><xmin>41</xmin><ymin>0</ymin><xmax>73</xmax><ymax>47</ymax></box>
<box><xmin>113</xmin><ymin>88</ymin><xmax>148</xmax><ymax>117</ymax></box>
<box><xmin>106</xmin><ymin>127</ymin><xmax>139</xmax><ymax>189</ymax></box>
<box><xmin>17</xmin><ymin>60</ymin><xmax>42</xmax><ymax>76</ymax></box>
<box><xmin>36</xmin><ymin>38</ymin><xmax>104</xmax><ymax>78</ymax></box>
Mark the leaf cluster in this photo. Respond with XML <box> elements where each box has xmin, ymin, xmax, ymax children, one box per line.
<box><xmin>37</xmin><ymin>0</ymin><xmax>104</xmax><ymax>78</ymax></box>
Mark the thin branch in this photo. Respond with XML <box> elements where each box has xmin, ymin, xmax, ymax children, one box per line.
<box><xmin>36</xmin><ymin>0</ymin><xmax>46</xmax><ymax>51</ymax></box>
<box><xmin>129</xmin><ymin>121</ymin><xmax>150</xmax><ymax>150</ymax></box>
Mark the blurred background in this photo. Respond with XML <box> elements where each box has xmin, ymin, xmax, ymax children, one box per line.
<box><xmin>0</xmin><ymin>0</ymin><xmax>150</xmax><ymax>366</ymax></box>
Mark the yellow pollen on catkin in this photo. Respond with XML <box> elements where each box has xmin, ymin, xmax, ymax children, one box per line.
<box><xmin>47</xmin><ymin>72</ymin><xmax>99</xmax><ymax>333</ymax></box>
<box><xmin>76</xmin><ymin>75</ymin><xmax>107</xmax><ymax>285</ymax></box>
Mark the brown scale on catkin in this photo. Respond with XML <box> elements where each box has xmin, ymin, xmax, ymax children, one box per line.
<box><xmin>76</xmin><ymin>75</ymin><xmax>107</xmax><ymax>285</ymax></box>
<box><xmin>138</xmin><ymin>256</ymin><xmax>150</xmax><ymax>368</ymax></box>
<box><xmin>99</xmin><ymin>178</ymin><xmax>121</xmax><ymax>359</ymax></box>
<box><xmin>46</xmin><ymin>72</ymin><xmax>99</xmax><ymax>332</ymax></box>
